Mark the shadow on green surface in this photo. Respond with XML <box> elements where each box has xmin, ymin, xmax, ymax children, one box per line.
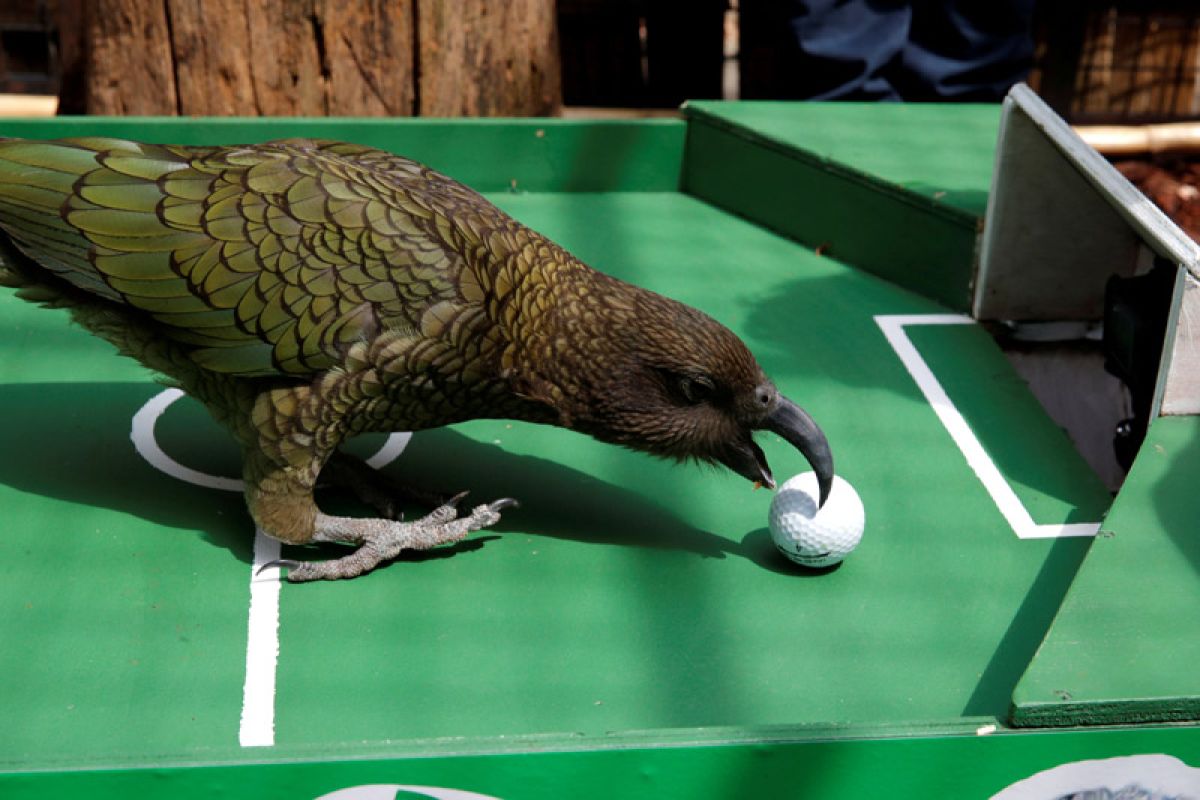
<box><xmin>0</xmin><ymin>381</ymin><xmax>253</xmax><ymax>562</ymax></box>
<box><xmin>739</xmin><ymin>528</ymin><xmax>845</xmax><ymax>578</ymax></box>
<box><xmin>742</xmin><ymin>272</ymin><xmax>888</xmax><ymax>386</ymax></box>
<box><xmin>1153</xmin><ymin>423</ymin><xmax>1200</xmax><ymax>578</ymax></box>
<box><xmin>389</xmin><ymin>427</ymin><xmax>758</xmax><ymax>562</ymax></box>
<box><xmin>0</xmin><ymin>381</ymin><xmax>783</xmax><ymax>572</ymax></box>
<box><xmin>960</xmin><ymin>535</ymin><xmax>1091</xmax><ymax>717</ymax></box>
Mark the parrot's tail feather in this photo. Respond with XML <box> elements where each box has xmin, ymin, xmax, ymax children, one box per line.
<box><xmin>0</xmin><ymin>229</ymin><xmax>76</xmax><ymax>309</ymax></box>
<box><xmin>0</xmin><ymin>227</ymin><xmax>212</xmax><ymax>393</ymax></box>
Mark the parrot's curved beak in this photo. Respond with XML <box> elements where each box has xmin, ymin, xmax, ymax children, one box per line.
<box><xmin>762</xmin><ymin>396</ymin><xmax>834</xmax><ymax>507</ymax></box>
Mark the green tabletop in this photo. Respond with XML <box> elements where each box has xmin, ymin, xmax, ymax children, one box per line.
<box><xmin>0</xmin><ymin>187</ymin><xmax>1108</xmax><ymax>767</ymax></box>
<box><xmin>685</xmin><ymin>100</ymin><xmax>1000</xmax><ymax>216</ymax></box>
<box><xmin>0</xmin><ymin>108</ymin><xmax>1194</xmax><ymax>798</ymax></box>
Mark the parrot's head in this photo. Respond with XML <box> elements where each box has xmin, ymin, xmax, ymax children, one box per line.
<box><xmin>567</xmin><ymin>286</ymin><xmax>835</xmax><ymax>506</ymax></box>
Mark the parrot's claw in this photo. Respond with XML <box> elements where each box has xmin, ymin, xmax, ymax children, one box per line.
<box><xmin>276</xmin><ymin>495</ymin><xmax>517</xmax><ymax>583</ymax></box>
<box><xmin>257</xmin><ymin>559</ymin><xmax>303</xmax><ymax>576</ymax></box>
<box><xmin>489</xmin><ymin>498</ymin><xmax>520</xmax><ymax>513</ymax></box>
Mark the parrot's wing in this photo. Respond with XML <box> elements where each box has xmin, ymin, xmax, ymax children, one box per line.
<box><xmin>0</xmin><ymin>137</ymin><xmax>484</xmax><ymax>376</ymax></box>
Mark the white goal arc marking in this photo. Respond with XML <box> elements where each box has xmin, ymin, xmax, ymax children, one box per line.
<box><xmin>875</xmin><ymin>314</ymin><xmax>1101</xmax><ymax>540</ymax></box>
<box><xmin>129</xmin><ymin>387</ymin><xmax>412</xmax><ymax>747</ymax></box>
<box><xmin>130</xmin><ymin>388</ymin><xmax>243</xmax><ymax>492</ymax></box>
<box><xmin>317</xmin><ymin>785</ymin><xmax>504</xmax><ymax>800</ymax></box>
<box><xmin>130</xmin><ymin>387</ymin><xmax>412</xmax><ymax>492</ymax></box>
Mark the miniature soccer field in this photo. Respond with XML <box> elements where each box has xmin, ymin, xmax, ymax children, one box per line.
<box><xmin>0</xmin><ymin>188</ymin><xmax>1105</xmax><ymax>755</ymax></box>
<box><xmin>0</xmin><ymin>106</ymin><xmax>1196</xmax><ymax>798</ymax></box>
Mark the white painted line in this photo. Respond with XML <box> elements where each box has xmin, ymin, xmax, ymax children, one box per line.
<box><xmin>316</xmin><ymin>785</ymin><xmax>503</xmax><ymax>800</ymax></box>
<box><xmin>130</xmin><ymin>387</ymin><xmax>242</xmax><ymax>492</ymax></box>
<box><xmin>240</xmin><ymin>529</ymin><xmax>282</xmax><ymax>747</ymax></box>
<box><xmin>129</xmin><ymin>387</ymin><xmax>414</xmax><ymax>747</ymax></box>
<box><xmin>875</xmin><ymin>314</ymin><xmax>1100</xmax><ymax>539</ymax></box>
<box><xmin>365</xmin><ymin>431</ymin><xmax>412</xmax><ymax>469</ymax></box>
<box><xmin>131</xmin><ymin>388</ymin><xmax>410</xmax><ymax>493</ymax></box>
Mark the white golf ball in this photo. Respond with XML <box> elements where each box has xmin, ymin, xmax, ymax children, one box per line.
<box><xmin>768</xmin><ymin>473</ymin><xmax>864</xmax><ymax>567</ymax></box>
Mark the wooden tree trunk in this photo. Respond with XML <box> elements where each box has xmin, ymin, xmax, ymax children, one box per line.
<box><xmin>64</xmin><ymin>0</ymin><xmax>561</xmax><ymax>117</ymax></box>
<box><xmin>76</xmin><ymin>0</ymin><xmax>180</xmax><ymax>115</ymax></box>
<box><xmin>417</xmin><ymin>0</ymin><xmax>561</xmax><ymax>116</ymax></box>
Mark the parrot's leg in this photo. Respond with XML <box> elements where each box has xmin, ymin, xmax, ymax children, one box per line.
<box><xmin>319</xmin><ymin>451</ymin><xmax>447</xmax><ymax>520</ymax></box>
<box><xmin>235</xmin><ymin>381</ymin><xmax>518</xmax><ymax>581</ymax></box>
<box><xmin>270</xmin><ymin>495</ymin><xmax>518</xmax><ymax>582</ymax></box>
<box><xmin>250</xmin><ymin>457</ymin><xmax>518</xmax><ymax>582</ymax></box>
<box><xmin>248</xmin><ymin>448</ymin><xmax>520</xmax><ymax>581</ymax></box>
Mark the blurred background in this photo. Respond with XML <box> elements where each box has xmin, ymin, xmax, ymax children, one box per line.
<box><xmin>0</xmin><ymin>0</ymin><xmax>1197</xmax><ymax>122</ymax></box>
<box><xmin>2</xmin><ymin>0</ymin><xmax>1197</xmax><ymax>487</ymax></box>
<box><xmin>2</xmin><ymin>0</ymin><xmax>1200</xmax><ymax>242</ymax></box>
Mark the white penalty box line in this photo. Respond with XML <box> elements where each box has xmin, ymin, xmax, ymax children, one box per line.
<box><xmin>875</xmin><ymin>314</ymin><xmax>1101</xmax><ymax>540</ymax></box>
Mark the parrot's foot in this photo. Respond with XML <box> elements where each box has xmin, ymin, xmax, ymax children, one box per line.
<box><xmin>319</xmin><ymin>451</ymin><xmax>447</xmax><ymax>520</ymax></box>
<box><xmin>264</xmin><ymin>494</ymin><xmax>518</xmax><ymax>582</ymax></box>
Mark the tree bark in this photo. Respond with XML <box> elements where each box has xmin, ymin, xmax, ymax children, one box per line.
<box><xmin>417</xmin><ymin>0</ymin><xmax>561</xmax><ymax>116</ymax></box>
<box><xmin>80</xmin><ymin>0</ymin><xmax>179</xmax><ymax>115</ymax></box>
<box><xmin>68</xmin><ymin>0</ymin><xmax>560</xmax><ymax>117</ymax></box>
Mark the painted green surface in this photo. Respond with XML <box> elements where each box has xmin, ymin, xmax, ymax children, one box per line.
<box><xmin>682</xmin><ymin>105</ymin><xmax>986</xmax><ymax>310</ymax></box>
<box><xmin>0</xmin><ymin>116</ymin><xmax>686</xmax><ymax>193</ymax></box>
<box><xmin>0</xmin><ymin>304</ymin><xmax>252</xmax><ymax>764</ymax></box>
<box><xmin>909</xmin><ymin>324</ymin><xmax>1110</xmax><ymax>525</ymax></box>
<box><xmin>1013</xmin><ymin>415</ymin><xmax>1200</xmax><ymax>726</ymax></box>
<box><xmin>685</xmin><ymin>101</ymin><xmax>1000</xmax><ymax>215</ymax></box>
<box><xmin>2</xmin><ymin>725</ymin><xmax>1198</xmax><ymax>799</ymax></box>
<box><xmin>0</xmin><ymin>189</ymin><xmax>1113</xmax><ymax>771</ymax></box>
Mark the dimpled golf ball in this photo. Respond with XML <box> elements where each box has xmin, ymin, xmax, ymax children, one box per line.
<box><xmin>768</xmin><ymin>472</ymin><xmax>864</xmax><ymax>567</ymax></box>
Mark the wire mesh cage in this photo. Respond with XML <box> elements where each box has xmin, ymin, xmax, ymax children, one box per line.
<box><xmin>1034</xmin><ymin>1</ymin><xmax>1200</xmax><ymax>124</ymax></box>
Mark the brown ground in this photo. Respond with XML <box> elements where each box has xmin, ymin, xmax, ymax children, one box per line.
<box><xmin>1114</xmin><ymin>158</ymin><xmax>1200</xmax><ymax>242</ymax></box>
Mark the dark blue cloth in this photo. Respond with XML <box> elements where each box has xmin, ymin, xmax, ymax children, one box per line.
<box><xmin>782</xmin><ymin>0</ymin><xmax>1035</xmax><ymax>101</ymax></box>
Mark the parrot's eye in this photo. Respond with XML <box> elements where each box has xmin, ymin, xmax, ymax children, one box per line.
<box><xmin>678</xmin><ymin>374</ymin><xmax>716</xmax><ymax>405</ymax></box>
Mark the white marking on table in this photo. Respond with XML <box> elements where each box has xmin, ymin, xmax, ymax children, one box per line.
<box><xmin>130</xmin><ymin>387</ymin><xmax>242</xmax><ymax>491</ymax></box>
<box><xmin>875</xmin><ymin>314</ymin><xmax>1100</xmax><ymax>539</ymax></box>
<box><xmin>240</xmin><ymin>530</ymin><xmax>281</xmax><ymax>747</ymax></box>
<box><xmin>130</xmin><ymin>387</ymin><xmax>412</xmax><ymax>746</ymax></box>
<box><xmin>316</xmin><ymin>785</ymin><xmax>503</xmax><ymax>800</ymax></box>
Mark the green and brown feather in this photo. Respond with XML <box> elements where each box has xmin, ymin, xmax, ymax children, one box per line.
<box><xmin>0</xmin><ymin>135</ymin><xmax>832</xmax><ymax>564</ymax></box>
<box><xmin>0</xmin><ymin>137</ymin><xmax>495</xmax><ymax>376</ymax></box>
<box><xmin>0</xmin><ymin>135</ymin><xmax>773</xmax><ymax>482</ymax></box>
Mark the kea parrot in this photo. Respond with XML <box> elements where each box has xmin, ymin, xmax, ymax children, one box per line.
<box><xmin>0</xmin><ymin>137</ymin><xmax>834</xmax><ymax>581</ymax></box>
